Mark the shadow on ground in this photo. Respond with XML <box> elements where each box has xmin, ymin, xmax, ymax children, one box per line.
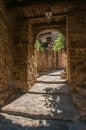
<box><xmin>42</xmin><ymin>88</ymin><xmax>79</xmax><ymax>121</ymax></box>
<box><xmin>0</xmin><ymin>89</ymin><xmax>85</xmax><ymax>130</ymax></box>
<box><xmin>37</xmin><ymin>69</ymin><xmax>64</xmax><ymax>78</ymax></box>
<box><xmin>0</xmin><ymin>69</ymin><xmax>84</xmax><ymax>129</ymax></box>
<box><xmin>1</xmin><ymin>89</ymin><xmax>79</xmax><ymax>121</ymax></box>
<box><xmin>0</xmin><ymin>113</ymin><xmax>70</xmax><ymax>130</ymax></box>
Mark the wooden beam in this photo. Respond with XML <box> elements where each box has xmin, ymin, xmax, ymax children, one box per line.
<box><xmin>32</xmin><ymin>20</ymin><xmax>66</xmax><ymax>29</ymax></box>
<box><xmin>17</xmin><ymin>9</ymin><xmax>85</xmax><ymax>21</ymax></box>
<box><xmin>33</xmin><ymin>24</ymin><xmax>65</xmax><ymax>30</ymax></box>
<box><xmin>5</xmin><ymin>0</ymin><xmax>86</xmax><ymax>9</ymax></box>
<box><xmin>19</xmin><ymin>13</ymin><xmax>67</xmax><ymax>20</ymax></box>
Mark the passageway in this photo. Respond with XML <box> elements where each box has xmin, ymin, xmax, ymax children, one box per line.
<box><xmin>0</xmin><ymin>69</ymin><xmax>86</xmax><ymax>130</ymax></box>
<box><xmin>0</xmin><ymin>1</ymin><xmax>86</xmax><ymax>129</ymax></box>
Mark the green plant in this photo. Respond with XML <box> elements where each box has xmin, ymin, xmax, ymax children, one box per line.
<box><xmin>35</xmin><ymin>40</ymin><xmax>44</xmax><ymax>52</ymax></box>
<box><xmin>53</xmin><ymin>33</ymin><xmax>65</xmax><ymax>51</ymax></box>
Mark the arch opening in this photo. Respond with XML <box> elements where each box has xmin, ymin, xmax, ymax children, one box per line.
<box><xmin>35</xmin><ymin>29</ymin><xmax>67</xmax><ymax>76</ymax></box>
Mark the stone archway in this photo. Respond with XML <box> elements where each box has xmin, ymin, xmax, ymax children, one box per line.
<box><xmin>35</xmin><ymin>28</ymin><xmax>67</xmax><ymax>72</ymax></box>
<box><xmin>28</xmin><ymin>15</ymin><xmax>70</xmax><ymax>82</ymax></box>
<box><xmin>12</xmin><ymin>15</ymin><xmax>69</xmax><ymax>93</ymax></box>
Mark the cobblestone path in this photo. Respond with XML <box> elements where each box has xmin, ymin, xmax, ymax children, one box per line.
<box><xmin>0</xmin><ymin>69</ymin><xmax>86</xmax><ymax>130</ymax></box>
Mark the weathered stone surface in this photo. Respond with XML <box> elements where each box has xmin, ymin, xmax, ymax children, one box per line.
<box><xmin>29</xmin><ymin>83</ymin><xmax>69</xmax><ymax>95</ymax></box>
<box><xmin>68</xmin><ymin>9</ymin><xmax>86</xmax><ymax>90</ymax></box>
<box><xmin>13</xmin><ymin>19</ymin><xmax>37</xmax><ymax>92</ymax></box>
<box><xmin>0</xmin><ymin>113</ymin><xmax>86</xmax><ymax>130</ymax></box>
<box><xmin>0</xmin><ymin>1</ymin><xmax>86</xmax><ymax>123</ymax></box>
<box><xmin>0</xmin><ymin>1</ymin><xmax>37</xmax><ymax>107</ymax></box>
<box><xmin>37</xmin><ymin>51</ymin><xmax>58</xmax><ymax>72</ymax></box>
<box><xmin>37</xmin><ymin>49</ymin><xmax>67</xmax><ymax>72</ymax></box>
<box><xmin>37</xmin><ymin>75</ymin><xmax>67</xmax><ymax>84</ymax></box>
<box><xmin>76</xmin><ymin>85</ymin><xmax>86</xmax><ymax>97</ymax></box>
<box><xmin>72</xmin><ymin>93</ymin><xmax>86</xmax><ymax>112</ymax></box>
<box><xmin>69</xmin><ymin>124</ymin><xmax>86</xmax><ymax>130</ymax></box>
<box><xmin>38</xmin><ymin>69</ymin><xmax>64</xmax><ymax>76</ymax></box>
<box><xmin>61</xmin><ymin>72</ymin><xmax>67</xmax><ymax>79</ymax></box>
<box><xmin>0</xmin><ymin>1</ymin><xmax>16</xmax><ymax>107</ymax></box>
<box><xmin>30</xmin><ymin>70</ymin><xmax>69</xmax><ymax>95</ymax></box>
<box><xmin>1</xmin><ymin>93</ymin><xmax>79</xmax><ymax>121</ymax></box>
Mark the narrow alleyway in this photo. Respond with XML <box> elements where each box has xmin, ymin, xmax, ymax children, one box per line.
<box><xmin>0</xmin><ymin>69</ymin><xmax>86</xmax><ymax>130</ymax></box>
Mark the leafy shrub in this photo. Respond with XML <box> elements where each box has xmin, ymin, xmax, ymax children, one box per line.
<box><xmin>35</xmin><ymin>41</ymin><xmax>44</xmax><ymax>52</ymax></box>
<box><xmin>53</xmin><ymin>33</ymin><xmax>65</xmax><ymax>51</ymax></box>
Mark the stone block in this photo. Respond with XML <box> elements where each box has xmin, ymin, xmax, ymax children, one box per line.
<box><xmin>72</xmin><ymin>93</ymin><xmax>86</xmax><ymax>111</ymax></box>
<box><xmin>76</xmin><ymin>85</ymin><xmax>86</xmax><ymax>97</ymax></box>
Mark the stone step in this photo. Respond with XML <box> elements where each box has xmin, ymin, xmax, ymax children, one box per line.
<box><xmin>0</xmin><ymin>113</ymin><xmax>69</xmax><ymax>130</ymax></box>
<box><xmin>76</xmin><ymin>85</ymin><xmax>86</xmax><ymax>96</ymax></box>
<box><xmin>37</xmin><ymin>73</ymin><xmax>68</xmax><ymax>84</ymax></box>
<box><xmin>60</xmin><ymin>72</ymin><xmax>67</xmax><ymax>79</ymax></box>
<box><xmin>29</xmin><ymin>83</ymin><xmax>69</xmax><ymax>96</ymax></box>
<box><xmin>0</xmin><ymin>113</ymin><xmax>86</xmax><ymax>130</ymax></box>
<box><xmin>28</xmin><ymin>91</ymin><xmax>70</xmax><ymax>96</ymax></box>
<box><xmin>1</xmin><ymin>93</ymin><xmax>79</xmax><ymax>121</ymax></box>
<box><xmin>72</xmin><ymin>93</ymin><xmax>86</xmax><ymax>112</ymax></box>
<box><xmin>38</xmin><ymin>72</ymin><xmax>62</xmax><ymax>76</ymax></box>
<box><xmin>36</xmin><ymin>80</ymin><xmax>68</xmax><ymax>84</ymax></box>
<box><xmin>38</xmin><ymin>69</ymin><xmax>64</xmax><ymax>76</ymax></box>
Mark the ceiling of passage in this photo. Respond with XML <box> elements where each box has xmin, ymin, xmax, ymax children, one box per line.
<box><xmin>5</xmin><ymin>0</ymin><xmax>85</xmax><ymax>42</ymax></box>
<box><xmin>5</xmin><ymin>0</ymin><xmax>86</xmax><ymax>20</ymax></box>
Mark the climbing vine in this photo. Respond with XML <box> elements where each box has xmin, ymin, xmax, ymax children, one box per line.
<box><xmin>35</xmin><ymin>40</ymin><xmax>44</xmax><ymax>52</ymax></box>
<box><xmin>36</xmin><ymin>33</ymin><xmax>65</xmax><ymax>52</ymax></box>
<box><xmin>53</xmin><ymin>33</ymin><xmax>65</xmax><ymax>51</ymax></box>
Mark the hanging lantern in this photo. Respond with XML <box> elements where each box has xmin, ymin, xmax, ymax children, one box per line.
<box><xmin>45</xmin><ymin>7</ymin><xmax>52</xmax><ymax>20</ymax></box>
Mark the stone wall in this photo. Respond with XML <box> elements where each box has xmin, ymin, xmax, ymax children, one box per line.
<box><xmin>68</xmin><ymin>9</ymin><xmax>86</xmax><ymax>91</ymax></box>
<box><xmin>0</xmin><ymin>1</ymin><xmax>16</xmax><ymax>106</ymax></box>
<box><xmin>0</xmin><ymin>1</ymin><xmax>37</xmax><ymax>106</ymax></box>
<box><xmin>37</xmin><ymin>50</ymin><xmax>58</xmax><ymax>72</ymax></box>
<box><xmin>33</xmin><ymin>23</ymin><xmax>67</xmax><ymax>73</ymax></box>
<box><xmin>27</xmin><ymin>21</ymin><xmax>37</xmax><ymax>89</ymax></box>
<box><xmin>0</xmin><ymin>1</ymin><xmax>85</xmax><ymax>109</ymax></box>
<box><xmin>37</xmin><ymin>49</ymin><xmax>67</xmax><ymax>72</ymax></box>
<box><xmin>13</xmin><ymin>20</ymin><xmax>37</xmax><ymax>92</ymax></box>
<box><xmin>58</xmin><ymin>50</ymin><xmax>67</xmax><ymax>69</ymax></box>
<box><xmin>13</xmin><ymin>19</ymin><xmax>28</xmax><ymax>93</ymax></box>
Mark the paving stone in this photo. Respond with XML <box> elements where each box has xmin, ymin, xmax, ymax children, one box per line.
<box><xmin>0</xmin><ymin>113</ymin><xmax>86</xmax><ymax>130</ymax></box>
<box><xmin>0</xmin><ymin>124</ymin><xmax>69</xmax><ymax>130</ymax></box>
<box><xmin>34</xmin><ymin>125</ymin><xmax>68</xmax><ymax>130</ymax></box>
<box><xmin>39</xmin><ymin>69</ymin><xmax>64</xmax><ymax>76</ymax></box>
<box><xmin>1</xmin><ymin>93</ymin><xmax>79</xmax><ymax>121</ymax></box>
<box><xmin>18</xmin><ymin>127</ymin><xmax>26</xmax><ymax>130</ymax></box>
<box><xmin>10</xmin><ymin>126</ymin><xmax>21</xmax><ymax>130</ymax></box>
<box><xmin>0</xmin><ymin>116</ymin><xmax>4</xmax><ymax>123</ymax></box>
<box><xmin>72</xmin><ymin>93</ymin><xmax>86</xmax><ymax>113</ymax></box>
<box><xmin>0</xmin><ymin>125</ymin><xmax>10</xmax><ymax>130</ymax></box>
<box><xmin>69</xmin><ymin>125</ymin><xmax>79</xmax><ymax>130</ymax></box>
<box><xmin>76</xmin><ymin>85</ymin><xmax>86</xmax><ymax>96</ymax></box>
<box><xmin>24</xmin><ymin>127</ymin><xmax>36</xmax><ymax>130</ymax></box>
<box><xmin>29</xmin><ymin>83</ymin><xmax>69</xmax><ymax>95</ymax></box>
<box><xmin>1</xmin><ymin>118</ymin><xmax>12</xmax><ymax>125</ymax></box>
<box><xmin>78</xmin><ymin>125</ymin><xmax>86</xmax><ymax>130</ymax></box>
<box><xmin>1</xmin><ymin>113</ymin><xmax>48</xmax><ymax>127</ymax></box>
<box><xmin>69</xmin><ymin>125</ymin><xmax>86</xmax><ymax>130</ymax></box>
<box><xmin>37</xmin><ymin>75</ymin><xmax>67</xmax><ymax>83</ymax></box>
<box><xmin>1</xmin><ymin>69</ymin><xmax>85</xmax><ymax>129</ymax></box>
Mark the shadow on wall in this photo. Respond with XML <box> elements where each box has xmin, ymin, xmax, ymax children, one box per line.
<box><xmin>37</xmin><ymin>49</ymin><xmax>67</xmax><ymax>73</ymax></box>
<box><xmin>58</xmin><ymin>50</ymin><xmax>67</xmax><ymax>69</ymax></box>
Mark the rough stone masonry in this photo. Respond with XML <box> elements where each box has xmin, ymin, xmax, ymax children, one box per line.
<box><xmin>0</xmin><ymin>0</ymin><xmax>86</xmax><ymax>118</ymax></box>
